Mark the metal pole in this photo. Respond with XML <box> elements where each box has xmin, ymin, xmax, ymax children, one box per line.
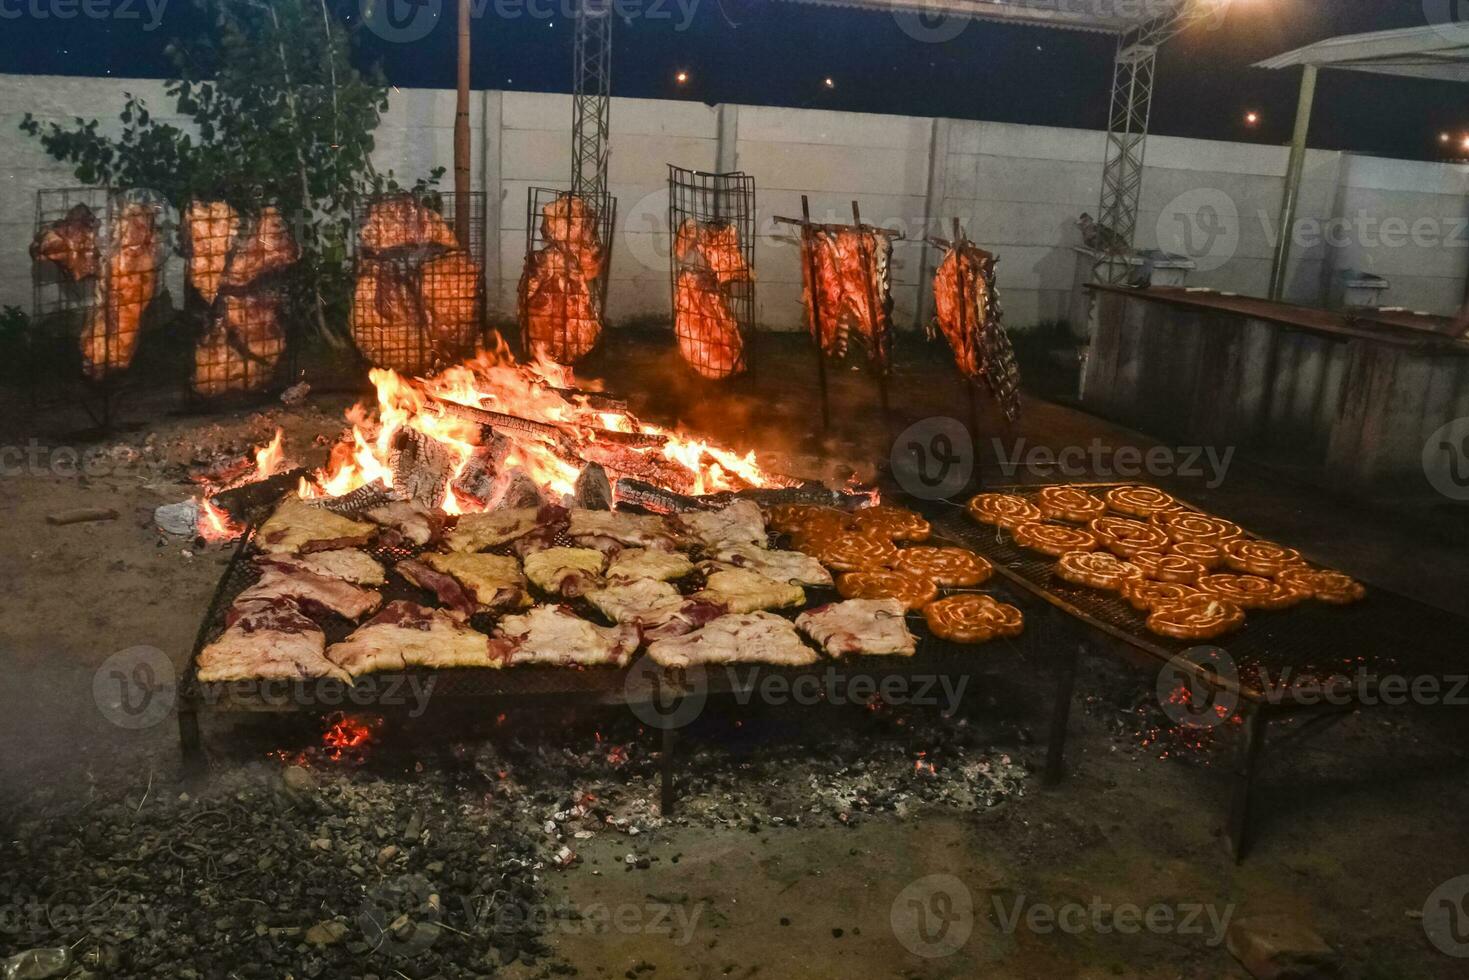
<box><xmin>1268</xmin><ymin>64</ymin><xmax>1318</xmax><ymax>302</ymax></box>
<box><xmin>454</xmin><ymin>0</ymin><xmax>472</xmax><ymax>248</ymax></box>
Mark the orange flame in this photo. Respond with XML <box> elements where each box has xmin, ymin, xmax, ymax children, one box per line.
<box><xmin>253</xmin><ymin>428</ymin><xmax>287</xmax><ymax>480</ymax></box>
<box><xmin>197</xmin><ymin>496</ymin><xmax>243</xmax><ymax>541</ymax></box>
<box><xmin>301</xmin><ymin>343</ymin><xmax>779</xmax><ymax>509</ymax></box>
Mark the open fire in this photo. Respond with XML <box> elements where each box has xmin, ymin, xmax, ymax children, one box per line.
<box><xmin>194</xmin><ymin>340</ymin><xmax>802</xmax><ymax>539</ymax></box>
<box><xmin>302</xmin><ymin>340</ymin><xmax>783</xmax><ymax>510</ymax></box>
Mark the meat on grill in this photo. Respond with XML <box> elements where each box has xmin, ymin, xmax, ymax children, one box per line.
<box><xmin>81</xmin><ymin>202</ymin><xmax>160</xmax><ymax>380</ymax></box>
<box><xmin>799</xmin><ymin>227</ymin><xmax>894</xmax><ymax>368</ymax></box>
<box><xmin>198</xmin><ymin>597</ymin><xmax>349</xmax><ymax>684</ymax></box>
<box><xmin>255</xmin><ymin>549</ymin><xmax>386</xmax><ymax>587</ymax></box>
<box><xmin>585</xmin><ymin>578</ymin><xmax>726</xmax><ymax>640</ymax></box>
<box><xmin>359</xmin><ymin>194</ymin><xmax>459</xmax><ymax>255</ymax></box>
<box><xmin>396</xmin><ymin>558</ymin><xmax>479</xmax><ymax>621</ymax></box>
<box><xmin>496</xmin><ymin>605</ymin><xmax>639</xmax><ymax>667</ymax></box>
<box><xmin>232</xmin><ymin>566</ymin><xmax>383</xmax><ymax>623</ymax></box>
<box><xmin>568</xmin><ymin>508</ymin><xmax>678</xmax><ymax>550</ymax></box>
<box><xmin>646</xmin><ymin>611</ymin><xmax>818</xmax><ymax>668</ymax></box>
<box><xmin>192</xmin><ymin>291</ymin><xmax>286</xmax><ymax>396</ymax></box>
<box><xmin>795</xmin><ymin>597</ymin><xmax>917</xmax><ymax>658</ymax></box>
<box><xmin>30</xmin><ymin>203</ymin><xmax>99</xmax><ymax>281</ymax></box>
<box><xmin>328</xmin><ymin>601</ymin><xmax>511</xmax><ymax>676</ymax></box>
<box><xmin>181</xmin><ymin>200</ymin><xmax>241</xmax><ymax>304</ymax></box>
<box><xmin>932</xmin><ymin>242</ymin><xmax>1022</xmax><ymax>422</ymax></box>
<box><xmin>674</xmin><ymin>268</ymin><xmax>745</xmax><ymax>380</ymax></box>
<box><xmin>520</xmin><ymin>193</ymin><xmax>606</xmax><ymax>364</ymax></box>
<box><xmin>220</xmin><ymin>207</ymin><xmax>300</xmax><ymax>291</ymax></box>
<box><xmin>707</xmin><ymin>543</ymin><xmax>833</xmax><ymax>588</ymax></box>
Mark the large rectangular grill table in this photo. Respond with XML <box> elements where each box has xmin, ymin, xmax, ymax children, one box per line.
<box><xmin>177</xmin><ymin>501</ymin><xmax>1060</xmax><ymax>816</ymax></box>
<box><xmin>915</xmin><ymin>482</ymin><xmax>1469</xmax><ymax>860</ymax></box>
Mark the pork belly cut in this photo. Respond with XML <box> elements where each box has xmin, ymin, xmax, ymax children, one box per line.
<box><xmin>523</xmin><ymin>547</ymin><xmax>606</xmax><ymax>598</ymax></box>
<box><xmin>708</xmin><ymin>543</ymin><xmax>833</xmax><ymax>587</ymax></box>
<box><xmin>402</xmin><ymin>552</ymin><xmax>530</xmax><ymax>616</ymax></box>
<box><xmin>327</xmin><ymin>601</ymin><xmax>510</xmax><ymax>676</ymax></box>
<box><xmin>568</xmin><ymin>508</ymin><xmax>677</xmax><ymax>550</ymax></box>
<box><xmin>606</xmin><ymin>548</ymin><xmax>695</xmax><ymax>584</ymax></box>
<box><xmin>646</xmin><ymin>612</ymin><xmax>818</xmax><ymax>669</ymax></box>
<box><xmin>693</xmin><ymin>567</ymin><xmax>804</xmax><ymax>614</ymax></box>
<box><xmin>396</xmin><ymin>559</ymin><xmax>478</xmax><ymax>620</ymax></box>
<box><xmin>198</xmin><ymin>597</ymin><xmax>348</xmax><ymax>684</ymax></box>
<box><xmin>365</xmin><ymin>501</ymin><xmax>446</xmax><ymax>547</ymax></box>
<box><xmin>256</xmin><ymin>497</ymin><xmax>376</xmax><ymax>555</ymax></box>
<box><xmin>795</xmin><ymin>598</ymin><xmax>916</xmax><ymax>658</ymax></box>
<box><xmin>585</xmin><ymin>578</ymin><xmax>726</xmax><ymax>640</ymax></box>
<box><xmin>447</xmin><ymin>505</ymin><xmax>564</xmax><ymax>552</ymax></box>
<box><xmin>676</xmin><ymin>500</ymin><xmax>766</xmax><ymax>550</ymax></box>
<box><xmin>255</xmin><ymin>549</ymin><xmax>386</xmax><ymax>587</ymax></box>
<box><xmin>233</xmin><ymin>566</ymin><xmax>382</xmax><ymax>622</ymax></box>
<box><xmin>496</xmin><ymin>605</ymin><xmax>639</xmax><ymax>667</ymax></box>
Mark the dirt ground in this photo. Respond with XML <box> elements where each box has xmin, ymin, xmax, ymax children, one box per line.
<box><xmin>2</xmin><ymin>332</ymin><xmax>1468</xmax><ymax>978</ymax></box>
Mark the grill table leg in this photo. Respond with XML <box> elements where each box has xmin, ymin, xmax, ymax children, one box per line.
<box><xmin>1228</xmin><ymin>706</ymin><xmax>1269</xmax><ymax>863</ymax></box>
<box><xmin>1045</xmin><ymin>641</ymin><xmax>1083</xmax><ymax>786</ymax></box>
<box><xmin>660</xmin><ymin>723</ymin><xmax>678</xmax><ymax>817</ymax></box>
<box><xmin>178</xmin><ymin>704</ymin><xmax>204</xmax><ymax>780</ymax></box>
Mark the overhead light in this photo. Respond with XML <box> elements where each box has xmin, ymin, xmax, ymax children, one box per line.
<box><xmin>675</xmin><ymin>70</ymin><xmax>689</xmax><ymax>84</ymax></box>
<box><xmin>823</xmin><ymin>77</ymin><xmax>835</xmax><ymax>89</ymax></box>
<box><xmin>1244</xmin><ymin>111</ymin><xmax>1259</xmax><ymax>126</ymax></box>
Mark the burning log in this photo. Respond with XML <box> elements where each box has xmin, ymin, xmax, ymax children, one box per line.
<box><xmin>430</xmin><ymin>397</ymin><xmax>565</xmax><ymax>442</ymax></box>
<box><xmin>488</xmin><ymin>469</ymin><xmax>550</xmax><ymax>510</ymax></box>
<box><xmin>546</xmin><ymin>385</ymin><xmax>627</xmax><ymax>412</ymax></box>
<box><xmin>304</xmin><ymin>479</ymin><xmax>405</xmax><ymax>517</ymax></box>
<box><xmin>391</xmin><ymin>428</ymin><xmax>455</xmax><ymax>511</ymax></box>
<box><xmin>612</xmin><ymin>478</ymin><xmax>712</xmax><ymax>514</ymax></box>
<box><xmin>209</xmin><ymin>467</ymin><xmax>310</xmax><ymax>524</ymax></box>
<box><xmin>448</xmin><ymin>433</ymin><xmax>512</xmax><ymax>510</ymax></box>
<box><xmin>573</xmin><ymin>463</ymin><xmax>613</xmax><ymax>510</ymax></box>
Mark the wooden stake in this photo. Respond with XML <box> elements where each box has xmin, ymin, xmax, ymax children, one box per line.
<box><xmin>453</xmin><ymin>0</ymin><xmax>473</xmax><ymax>248</ymax></box>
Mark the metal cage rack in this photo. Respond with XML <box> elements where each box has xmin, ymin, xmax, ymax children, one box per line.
<box><xmin>350</xmin><ymin>190</ymin><xmax>488</xmax><ymax>377</ymax></box>
<box><xmin>30</xmin><ymin>187</ymin><xmax>171</xmax><ymax>427</ymax></box>
<box><xmin>518</xmin><ymin>186</ymin><xmax>617</xmax><ymax>364</ymax></box>
<box><xmin>666</xmin><ymin>166</ymin><xmax>756</xmax><ymax>381</ymax></box>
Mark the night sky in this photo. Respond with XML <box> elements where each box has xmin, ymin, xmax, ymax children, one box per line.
<box><xmin>0</xmin><ymin>0</ymin><xmax>1465</xmax><ymax>161</ymax></box>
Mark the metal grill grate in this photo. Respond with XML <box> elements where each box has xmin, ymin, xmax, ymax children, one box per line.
<box><xmin>919</xmin><ymin>485</ymin><xmax>1469</xmax><ymax>704</ymax></box>
<box><xmin>184</xmin><ymin>512</ymin><xmax>1040</xmax><ymax>712</ymax></box>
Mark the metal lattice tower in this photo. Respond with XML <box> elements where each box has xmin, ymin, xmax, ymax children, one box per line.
<box><xmin>571</xmin><ymin>0</ymin><xmax>612</xmax><ymax>200</ymax></box>
<box><xmin>1095</xmin><ymin>1</ymin><xmax>1229</xmax><ymax>282</ymax></box>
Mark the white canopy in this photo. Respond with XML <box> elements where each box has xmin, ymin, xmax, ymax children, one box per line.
<box><xmin>1256</xmin><ymin>24</ymin><xmax>1469</xmax><ymax>85</ymax></box>
<box><xmin>770</xmin><ymin>0</ymin><xmax>1182</xmax><ymax>35</ymax></box>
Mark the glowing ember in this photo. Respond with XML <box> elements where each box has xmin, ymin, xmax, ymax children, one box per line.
<box><xmin>301</xmin><ymin>339</ymin><xmax>783</xmax><ymax>509</ymax></box>
<box><xmin>269</xmin><ymin>711</ymin><xmax>381</xmax><ymax>767</ymax></box>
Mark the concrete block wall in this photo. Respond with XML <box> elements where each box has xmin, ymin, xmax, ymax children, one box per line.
<box><xmin>4</xmin><ymin>73</ymin><xmax>1468</xmax><ymax>332</ymax></box>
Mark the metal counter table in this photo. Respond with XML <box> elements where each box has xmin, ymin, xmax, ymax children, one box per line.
<box><xmin>1082</xmin><ymin>285</ymin><xmax>1469</xmax><ymax>497</ymax></box>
